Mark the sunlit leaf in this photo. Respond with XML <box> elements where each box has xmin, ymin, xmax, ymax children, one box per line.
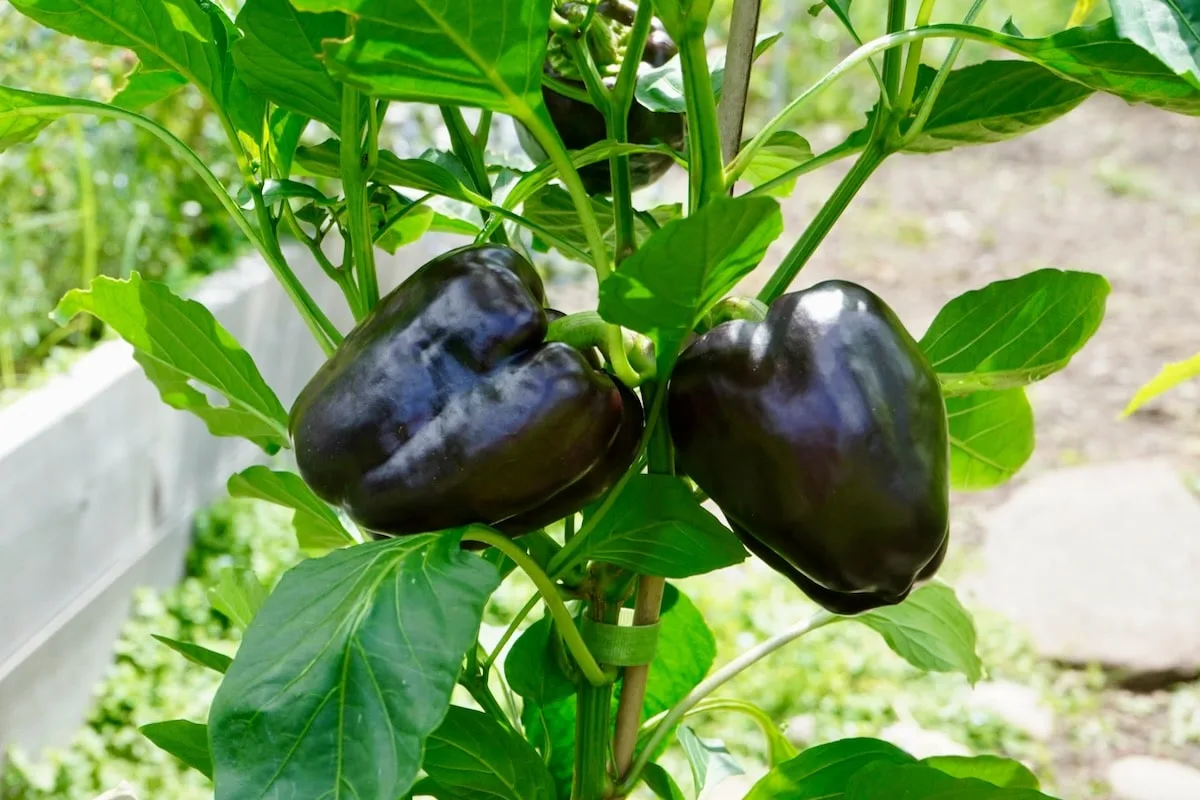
<box><xmin>946</xmin><ymin>389</ymin><xmax>1035</xmax><ymax>490</ymax></box>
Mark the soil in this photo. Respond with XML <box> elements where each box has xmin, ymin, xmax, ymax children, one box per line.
<box><xmin>552</xmin><ymin>93</ymin><xmax>1200</xmax><ymax>799</ymax></box>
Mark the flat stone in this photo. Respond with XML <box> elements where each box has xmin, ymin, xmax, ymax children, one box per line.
<box><xmin>967</xmin><ymin>680</ymin><xmax>1055</xmax><ymax>741</ymax></box>
<box><xmin>879</xmin><ymin>722</ymin><xmax>971</xmax><ymax>759</ymax></box>
<box><xmin>970</xmin><ymin>458</ymin><xmax>1200</xmax><ymax>678</ymax></box>
<box><xmin>1108</xmin><ymin>756</ymin><xmax>1200</xmax><ymax>800</ymax></box>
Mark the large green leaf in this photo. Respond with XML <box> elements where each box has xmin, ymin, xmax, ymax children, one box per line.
<box><xmin>932</xmin><ymin>18</ymin><xmax>1200</xmax><ymax>115</ymax></box>
<box><xmin>855</xmin><ymin>584</ymin><xmax>983</xmax><ymax>683</ymax></box>
<box><xmin>584</xmin><ymin>475</ymin><xmax>747</xmax><ymax>578</ymax></box>
<box><xmin>292</xmin><ymin>0</ymin><xmax>553</xmax><ymax>121</ymax></box>
<box><xmin>845</xmin><ymin>762</ymin><xmax>1053</xmax><ymax>799</ymax></box>
<box><xmin>505</xmin><ymin>612</ymin><xmax>578</xmax><ymax>707</ymax></box>
<box><xmin>233</xmin><ymin>0</ymin><xmax>347</xmax><ymax>129</ymax></box>
<box><xmin>206</xmin><ymin>568</ymin><xmax>269</xmax><ymax>631</ymax></box>
<box><xmin>525</xmin><ymin>585</ymin><xmax>716</xmax><ymax>793</ymax></box>
<box><xmin>140</xmin><ymin>720</ymin><xmax>213</xmax><ymax>779</ymax></box>
<box><xmin>209</xmin><ymin>531</ymin><xmax>500</xmax><ymax>800</ymax></box>
<box><xmin>227</xmin><ymin>466</ymin><xmax>357</xmax><ymax>554</ymax></box>
<box><xmin>598</xmin><ymin>195</ymin><xmax>783</xmax><ymax>371</ymax></box>
<box><xmin>421</xmin><ymin>706</ymin><xmax>557</xmax><ymax>800</ymax></box>
<box><xmin>744</xmin><ymin>738</ymin><xmax>916</xmax><ymax>800</ymax></box>
<box><xmin>54</xmin><ymin>274</ymin><xmax>290</xmax><ymax>454</ymax></box>
<box><xmin>1111</xmin><ymin>0</ymin><xmax>1200</xmax><ymax>88</ymax></box>
<box><xmin>923</xmin><ymin>755</ymin><xmax>1041</xmax><ymax>789</ymax></box>
<box><xmin>902</xmin><ymin>62</ymin><xmax>1094</xmax><ymax>153</ymax></box>
<box><xmin>946</xmin><ymin>389</ymin><xmax>1036</xmax><ymax>490</ymax></box>
<box><xmin>920</xmin><ymin>269</ymin><xmax>1110</xmax><ymax>395</ymax></box>
<box><xmin>1124</xmin><ymin>350</ymin><xmax>1200</xmax><ymax>414</ymax></box>
<box><xmin>9</xmin><ymin>0</ymin><xmax>264</xmax><ymax>145</ymax></box>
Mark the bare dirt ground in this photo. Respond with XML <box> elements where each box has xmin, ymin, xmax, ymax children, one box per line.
<box><xmin>741</xmin><ymin>94</ymin><xmax>1200</xmax><ymax>798</ymax></box>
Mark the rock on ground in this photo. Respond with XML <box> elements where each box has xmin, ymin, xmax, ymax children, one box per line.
<box><xmin>878</xmin><ymin>721</ymin><xmax>971</xmax><ymax>759</ymax></box>
<box><xmin>969</xmin><ymin>458</ymin><xmax>1200</xmax><ymax>681</ymax></box>
<box><xmin>968</xmin><ymin>680</ymin><xmax>1055</xmax><ymax>741</ymax></box>
<box><xmin>1108</xmin><ymin>756</ymin><xmax>1200</xmax><ymax>800</ymax></box>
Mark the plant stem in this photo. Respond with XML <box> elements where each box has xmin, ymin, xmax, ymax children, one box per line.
<box><xmin>475</xmin><ymin>109</ymin><xmax>494</xmax><ymax>148</ymax></box>
<box><xmin>717</xmin><ymin>0</ymin><xmax>761</xmax><ymax>167</ymax></box>
<box><xmin>679</xmin><ymin>31</ymin><xmax>726</xmax><ymax>210</ymax></box>
<box><xmin>884</xmin><ymin>0</ymin><xmax>909</xmax><ymax>99</ymax></box>
<box><xmin>611</xmin><ymin>383</ymin><xmax>674</xmax><ymax>785</ymax></box>
<box><xmin>755</xmin><ymin>142</ymin><xmax>888</xmax><ymax>304</ymax></box>
<box><xmin>69</xmin><ymin>117</ymin><xmax>98</xmax><ymax>341</ymax></box>
<box><xmin>482</xmin><ymin>594</ymin><xmax>540</xmax><ymax>671</ymax></box>
<box><xmin>607</xmin><ymin>0</ymin><xmax>653</xmax><ymax>264</ymax></box>
<box><xmin>898</xmin><ymin>0</ymin><xmax>939</xmax><ymax>112</ymax></box>
<box><xmin>281</xmin><ymin>203</ymin><xmax>363</xmax><ymax>320</ymax></box>
<box><xmin>251</xmin><ymin>189</ymin><xmax>342</xmax><ymax>354</ymax></box>
<box><xmin>461</xmin><ymin>528</ymin><xmax>611</xmax><ymax>687</ymax></box>
<box><xmin>441</xmin><ymin>105</ymin><xmax>492</xmax><ymax>201</ymax></box>
<box><xmin>741</xmin><ymin>140</ymin><xmax>864</xmax><ymax>198</ymax></box>
<box><xmin>573</xmin><ymin>666</ymin><xmax>615</xmax><ymax>800</ymax></box>
<box><xmin>547</xmin><ymin>311</ymin><xmax>657</xmax><ymax>380</ymax></box>
<box><xmin>900</xmin><ymin>0</ymin><xmax>989</xmax><ymax>147</ymax></box>
<box><xmin>641</xmin><ymin>697</ymin><xmax>791</xmax><ymax>759</ymax></box>
<box><xmin>618</xmin><ymin>612</ymin><xmax>837</xmax><ymax>794</ymax></box>
<box><xmin>340</xmin><ymin>85</ymin><xmax>379</xmax><ymax>311</ymax></box>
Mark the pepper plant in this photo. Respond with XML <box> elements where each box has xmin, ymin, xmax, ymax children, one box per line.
<box><xmin>4</xmin><ymin>0</ymin><xmax>1199</xmax><ymax>798</ymax></box>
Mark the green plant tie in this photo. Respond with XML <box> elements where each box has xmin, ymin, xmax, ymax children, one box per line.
<box><xmin>580</xmin><ymin>618</ymin><xmax>661</xmax><ymax>667</ymax></box>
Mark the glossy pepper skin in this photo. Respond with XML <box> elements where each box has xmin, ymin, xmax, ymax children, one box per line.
<box><xmin>518</xmin><ymin>0</ymin><xmax>684</xmax><ymax>195</ymax></box>
<box><xmin>668</xmin><ymin>280</ymin><xmax>950</xmax><ymax>614</ymax></box>
<box><xmin>290</xmin><ymin>244</ymin><xmax>644</xmax><ymax>538</ymax></box>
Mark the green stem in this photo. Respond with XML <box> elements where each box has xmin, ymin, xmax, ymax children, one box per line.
<box><xmin>462</xmin><ymin>528</ymin><xmax>611</xmax><ymax>687</ymax></box>
<box><xmin>755</xmin><ymin>142</ymin><xmax>888</xmax><ymax>304</ymax></box>
<box><xmin>678</xmin><ymin>30</ymin><xmax>726</xmax><ymax>210</ymax></box>
<box><xmin>475</xmin><ymin>109</ymin><xmax>494</xmax><ymax>148</ymax></box>
<box><xmin>618</xmin><ymin>612</ymin><xmax>836</xmax><ymax>795</ymax></box>
<box><xmin>741</xmin><ymin>140</ymin><xmax>863</xmax><ymax>197</ymax></box>
<box><xmin>441</xmin><ymin>105</ymin><xmax>492</xmax><ymax>200</ymax></box>
<box><xmin>607</xmin><ymin>0</ymin><xmax>652</xmax><ymax>263</ymax></box>
<box><xmin>901</xmin><ymin>0</ymin><xmax>990</xmax><ymax>147</ymax></box>
<box><xmin>547</xmin><ymin>311</ymin><xmax>657</xmax><ymax>381</ymax></box>
<box><xmin>482</xmin><ymin>594</ymin><xmax>540</xmax><ymax>671</ymax></box>
<box><xmin>281</xmin><ymin>202</ymin><xmax>362</xmax><ymax>320</ymax></box>
<box><xmin>461</xmin><ymin>671</ymin><xmax>518</xmax><ymax>736</ymax></box>
<box><xmin>898</xmin><ymin>0</ymin><xmax>939</xmax><ymax>112</ymax></box>
<box><xmin>884</xmin><ymin>0</ymin><xmax>909</xmax><ymax>100</ymax></box>
<box><xmin>573</xmin><ymin>669</ymin><xmax>615</xmax><ymax>800</ymax></box>
<box><xmin>641</xmin><ymin>698</ymin><xmax>793</xmax><ymax>762</ymax></box>
<box><xmin>340</xmin><ymin>85</ymin><xmax>379</xmax><ymax>311</ymax></box>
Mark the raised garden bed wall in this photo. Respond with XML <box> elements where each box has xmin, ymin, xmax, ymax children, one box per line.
<box><xmin>0</xmin><ymin>232</ymin><xmax>465</xmax><ymax>762</ymax></box>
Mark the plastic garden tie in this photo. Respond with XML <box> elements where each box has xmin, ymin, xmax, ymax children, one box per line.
<box><xmin>580</xmin><ymin>617</ymin><xmax>661</xmax><ymax>666</ymax></box>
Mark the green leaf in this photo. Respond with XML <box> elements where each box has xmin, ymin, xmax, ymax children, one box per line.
<box><xmin>0</xmin><ymin>85</ymin><xmax>69</xmax><ymax>150</ymax></box>
<box><xmin>206</xmin><ymin>568</ymin><xmax>269</xmax><ymax>631</ymax></box>
<box><xmin>366</xmin><ymin>186</ymin><xmax>438</xmax><ymax>253</ymax></box>
<box><xmin>643</xmin><ymin>763</ymin><xmax>688</xmax><ymax>800</ymax></box>
<box><xmin>598</xmin><ymin>195</ymin><xmax>783</xmax><ymax>371</ymax></box>
<box><xmin>268</xmin><ymin>109</ymin><xmax>309</xmax><ymax>179</ymax></box>
<box><xmin>845</xmin><ymin>762</ymin><xmax>1054</xmax><ymax>799</ymax></box>
<box><xmin>739</xmin><ymin>131</ymin><xmax>814</xmax><ymax>197</ymax></box>
<box><xmin>1124</xmin><ymin>350</ymin><xmax>1200</xmax><ymax>414</ymax></box>
<box><xmin>1111</xmin><ymin>0</ymin><xmax>1200</xmax><ymax>88</ymax></box>
<box><xmin>902</xmin><ymin>62</ymin><xmax>1094</xmax><ymax>153</ymax></box>
<box><xmin>54</xmin><ymin>274</ymin><xmax>290</xmax><ymax>454</ymax></box>
<box><xmin>522</xmin><ymin>185</ymin><xmax>675</xmax><ymax>263</ymax></box>
<box><xmin>111</xmin><ymin>66</ymin><xmax>189</xmax><ymax>111</ymax></box>
<box><xmin>744</xmin><ymin>738</ymin><xmax>916</xmax><ymax>800</ymax></box>
<box><xmin>923</xmin><ymin>755</ymin><xmax>1041</xmax><ymax>789</ymax></box>
<box><xmin>584</xmin><ymin>475</ymin><xmax>747</xmax><ymax>578</ymax></box>
<box><xmin>678</xmin><ymin>726</ymin><xmax>745</xmax><ymax>795</ymax></box>
<box><xmin>942</xmin><ymin>18</ymin><xmax>1200</xmax><ymax>116</ymax></box>
<box><xmin>525</xmin><ymin>585</ymin><xmax>716</xmax><ymax>791</ymax></box>
<box><xmin>9</xmin><ymin>0</ymin><xmax>264</xmax><ymax>143</ymax></box>
<box><xmin>209</xmin><ymin>531</ymin><xmax>500</xmax><ymax>800</ymax></box>
<box><xmin>233</xmin><ymin>0</ymin><xmax>347</xmax><ymax>130</ymax></box>
<box><xmin>635</xmin><ymin>31</ymin><xmax>782</xmax><ymax>114</ymax></box>
<box><xmin>855</xmin><ymin>583</ymin><xmax>983</xmax><ymax>683</ymax></box>
<box><xmin>920</xmin><ymin>269</ymin><xmax>1110</xmax><ymax>395</ymax></box>
<box><xmin>505</xmin><ymin>613</ymin><xmax>577</xmax><ymax>706</ymax></box>
<box><xmin>295</xmin><ymin>0</ymin><xmax>552</xmax><ymax>120</ymax></box>
<box><xmin>151</xmin><ymin>635</ymin><xmax>232</xmax><ymax>674</ymax></box>
<box><xmin>226</xmin><ymin>466</ymin><xmax>357</xmax><ymax>553</ymax></box>
<box><xmin>422</xmin><ymin>706</ymin><xmax>557</xmax><ymax>800</ymax></box>
<box><xmin>140</xmin><ymin>720</ymin><xmax>213</xmax><ymax>779</ymax></box>
<box><xmin>946</xmin><ymin>389</ymin><xmax>1036</xmax><ymax>490</ymax></box>
<box><xmin>236</xmin><ymin>179</ymin><xmax>333</xmax><ymax>209</ymax></box>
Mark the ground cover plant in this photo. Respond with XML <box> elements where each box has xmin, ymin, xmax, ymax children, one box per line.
<box><xmin>3</xmin><ymin>0</ymin><xmax>1199</xmax><ymax>797</ymax></box>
